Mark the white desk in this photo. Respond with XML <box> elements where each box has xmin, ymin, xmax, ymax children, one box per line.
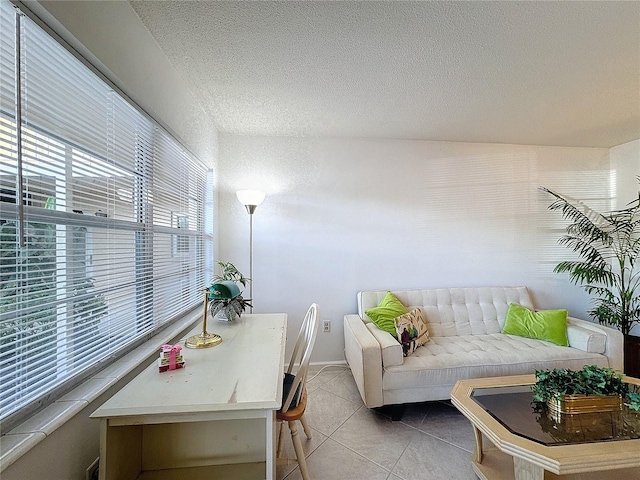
<box><xmin>91</xmin><ymin>313</ymin><xmax>287</xmax><ymax>480</ymax></box>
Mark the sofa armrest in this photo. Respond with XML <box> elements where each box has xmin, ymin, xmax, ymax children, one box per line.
<box><xmin>567</xmin><ymin>324</ymin><xmax>606</xmax><ymax>354</ymax></box>
<box><xmin>567</xmin><ymin>316</ymin><xmax>624</xmax><ymax>371</ymax></box>
<box><xmin>365</xmin><ymin>323</ymin><xmax>403</xmax><ymax>367</ymax></box>
<box><xmin>344</xmin><ymin>314</ymin><xmax>384</xmax><ymax>408</ymax></box>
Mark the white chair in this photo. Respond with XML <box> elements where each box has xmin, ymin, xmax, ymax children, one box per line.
<box><xmin>276</xmin><ymin>303</ymin><xmax>320</xmax><ymax>480</ymax></box>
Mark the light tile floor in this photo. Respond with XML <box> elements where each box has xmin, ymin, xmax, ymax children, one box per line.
<box><xmin>276</xmin><ymin>366</ymin><xmax>479</xmax><ymax>480</ymax></box>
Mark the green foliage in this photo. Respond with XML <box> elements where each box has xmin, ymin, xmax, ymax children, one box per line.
<box><xmin>209</xmin><ymin>294</ymin><xmax>252</xmax><ymax>322</ymax></box>
<box><xmin>0</xmin><ymin>221</ymin><xmax>57</xmax><ymax>355</ymax></box>
<box><xmin>0</xmin><ymin>221</ymin><xmax>108</xmax><ymax>355</ymax></box>
<box><xmin>71</xmin><ymin>277</ymin><xmax>107</xmax><ymax>331</ymax></box>
<box><xmin>626</xmin><ymin>391</ymin><xmax>640</xmax><ymax>411</ymax></box>
<box><xmin>211</xmin><ymin>261</ymin><xmax>250</xmax><ymax>288</ymax></box>
<box><xmin>532</xmin><ymin>365</ymin><xmax>626</xmax><ymax>402</ymax></box>
<box><xmin>209</xmin><ymin>261</ymin><xmax>251</xmax><ymax>320</ymax></box>
<box><xmin>532</xmin><ymin>365</ymin><xmax>640</xmax><ymax>411</ymax></box>
<box><xmin>542</xmin><ymin>186</ymin><xmax>640</xmax><ymax>335</ymax></box>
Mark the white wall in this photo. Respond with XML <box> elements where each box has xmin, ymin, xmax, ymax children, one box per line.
<box><xmin>611</xmin><ymin>139</ymin><xmax>640</xmax><ymax>208</ymax></box>
<box><xmin>218</xmin><ymin>134</ymin><xmax>615</xmax><ymax>362</ymax></box>
<box><xmin>610</xmin><ymin>139</ymin><xmax>640</xmax><ymax>335</ymax></box>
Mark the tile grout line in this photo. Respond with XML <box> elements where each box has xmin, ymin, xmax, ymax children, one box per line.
<box><xmin>279</xmin><ymin>377</ymin><xmax>363</xmax><ymax>479</ymax></box>
<box><xmin>413</xmin><ymin>428</ymin><xmax>476</xmax><ymax>455</ymax></box>
<box><xmin>323</xmin><ymin>435</ymin><xmax>395</xmax><ymax>478</ymax></box>
<box><xmin>327</xmin><ymin>408</ymin><xmax>430</xmax><ymax>479</ymax></box>
<box><xmin>316</xmin><ymin>384</ymin><xmax>366</xmax><ymax>406</ymax></box>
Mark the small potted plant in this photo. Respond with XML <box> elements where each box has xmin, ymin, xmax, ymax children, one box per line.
<box><xmin>211</xmin><ymin>261</ymin><xmax>250</xmax><ymax>289</ymax></box>
<box><xmin>532</xmin><ymin>365</ymin><xmax>640</xmax><ymax>415</ymax></box>
<box><xmin>208</xmin><ymin>262</ymin><xmax>252</xmax><ymax>321</ymax></box>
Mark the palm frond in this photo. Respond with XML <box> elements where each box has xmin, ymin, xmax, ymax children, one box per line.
<box><xmin>541</xmin><ymin>185</ymin><xmax>640</xmax><ymax>334</ymax></box>
<box><xmin>556</xmin><ymin>237</ymin><xmax>610</xmax><ymax>267</ymax></box>
<box><xmin>540</xmin><ymin>186</ymin><xmax>613</xmax><ymax>233</ymax></box>
<box><xmin>554</xmin><ymin>262</ymin><xmax>616</xmax><ymax>286</ymax></box>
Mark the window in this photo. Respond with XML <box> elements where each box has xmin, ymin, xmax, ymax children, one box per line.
<box><xmin>173</xmin><ymin>213</ymin><xmax>190</xmax><ymax>255</ymax></box>
<box><xmin>0</xmin><ymin>1</ymin><xmax>210</xmax><ymax>424</ymax></box>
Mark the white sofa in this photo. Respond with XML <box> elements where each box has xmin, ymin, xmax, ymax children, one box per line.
<box><xmin>343</xmin><ymin>287</ymin><xmax>623</xmax><ymax>410</ymax></box>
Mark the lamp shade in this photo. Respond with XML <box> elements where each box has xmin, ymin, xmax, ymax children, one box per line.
<box><xmin>208</xmin><ymin>281</ymin><xmax>241</xmax><ymax>300</ymax></box>
<box><xmin>236</xmin><ymin>190</ymin><xmax>265</xmax><ymax>207</ymax></box>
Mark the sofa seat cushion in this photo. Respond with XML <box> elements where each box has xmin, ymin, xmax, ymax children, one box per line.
<box><xmin>382</xmin><ymin>333</ymin><xmax>609</xmax><ymax>391</ymax></box>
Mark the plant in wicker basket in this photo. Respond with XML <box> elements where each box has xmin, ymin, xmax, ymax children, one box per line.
<box><xmin>532</xmin><ymin>365</ymin><xmax>640</xmax><ymax>412</ymax></box>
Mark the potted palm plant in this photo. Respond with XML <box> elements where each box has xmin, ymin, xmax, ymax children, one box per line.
<box><xmin>208</xmin><ymin>262</ymin><xmax>252</xmax><ymax>321</ymax></box>
<box><xmin>540</xmin><ymin>186</ymin><xmax>640</xmax><ymax>376</ymax></box>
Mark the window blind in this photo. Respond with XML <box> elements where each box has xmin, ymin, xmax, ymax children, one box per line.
<box><xmin>0</xmin><ymin>1</ymin><xmax>209</xmax><ymax>423</ymax></box>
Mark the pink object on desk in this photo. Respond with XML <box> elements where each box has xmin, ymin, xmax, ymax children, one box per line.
<box><xmin>159</xmin><ymin>344</ymin><xmax>184</xmax><ymax>372</ymax></box>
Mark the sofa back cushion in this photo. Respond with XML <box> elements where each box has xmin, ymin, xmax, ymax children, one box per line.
<box><xmin>358</xmin><ymin>287</ymin><xmax>535</xmax><ymax>337</ymax></box>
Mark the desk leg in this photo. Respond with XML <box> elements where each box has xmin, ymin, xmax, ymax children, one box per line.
<box><xmin>513</xmin><ymin>457</ymin><xmax>544</xmax><ymax>480</ymax></box>
<box><xmin>99</xmin><ymin>420</ymin><xmax>141</xmax><ymax>480</ymax></box>
<box><xmin>266</xmin><ymin>410</ymin><xmax>276</xmax><ymax>480</ymax></box>
<box><xmin>99</xmin><ymin>420</ymin><xmax>107</xmax><ymax>480</ymax></box>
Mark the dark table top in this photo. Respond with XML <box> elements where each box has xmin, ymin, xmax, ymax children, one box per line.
<box><xmin>471</xmin><ymin>387</ymin><xmax>640</xmax><ymax>446</ymax></box>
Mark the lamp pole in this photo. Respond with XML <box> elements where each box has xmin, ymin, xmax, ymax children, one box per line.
<box><xmin>236</xmin><ymin>190</ymin><xmax>265</xmax><ymax>313</ymax></box>
<box><xmin>246</xmin><ymin>204</ymin><xmax>256</xmax><ymax>312</ymax></box>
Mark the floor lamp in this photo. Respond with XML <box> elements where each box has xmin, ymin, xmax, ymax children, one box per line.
<box><xmin>236</xmin><ymin>190</ymin><xmax>265</xmax><ymax>313</ymax></box>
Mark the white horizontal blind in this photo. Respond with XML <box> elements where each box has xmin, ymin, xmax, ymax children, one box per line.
<box><xmin>152</xmin><ymin>131</ymin><xmax>207</xmax><ymax>320</ymax></box>
<box><xmin>0</xmin><ymin>0</ymin><xmax>16</xmax><ymax>201</ymax></box>
<box><xmin>0</xmin><ymin>1</ymin><xmax>209</xmax><ymax>422</ymax></box>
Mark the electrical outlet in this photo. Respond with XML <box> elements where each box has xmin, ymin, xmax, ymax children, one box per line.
<box><xmin>323</xmin><ymin>320</ymin><xmax>331</xmax><ymax>332</ymax></box>
<box><xmin>86</xmin><ymin>458</ymin><xmax>99</xmax><ymax>480</ymax></box>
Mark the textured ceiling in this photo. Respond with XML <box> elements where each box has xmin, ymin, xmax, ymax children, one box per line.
<box><xmin>129</xmin><ymin>1</ymin><xmax>640</xmax><ymax>148</ymax></box>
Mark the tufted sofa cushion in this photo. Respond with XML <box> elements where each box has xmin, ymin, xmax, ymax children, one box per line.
<box><xmin>345</xmin><ymin>286</ymin><xmax>624</xmax><ymax>409</ymax></box>
<box><xmin>382</xmin><ymin>333</ymin><xmax>609</xmax><ymax>391</ymax></box>
<box><xmin>359</xmin><ymin>287</ymin><xmax>535</xmax><ymax>337</ymax></box>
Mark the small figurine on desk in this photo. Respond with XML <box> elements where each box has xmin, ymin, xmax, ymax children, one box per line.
<box><xmin>158</xmin><ymin>344</ymin><xmax>185</xmax><ymax>372</ymax></box>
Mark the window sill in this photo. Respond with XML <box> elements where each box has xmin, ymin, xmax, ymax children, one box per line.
<box><xmin>0</xmin><ymin>308</ymin><xmax>202</xmax><ymax>472</ymax></box>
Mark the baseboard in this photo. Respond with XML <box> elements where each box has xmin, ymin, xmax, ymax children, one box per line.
<box><xmin>309</xmin><ymin>360</ymin><xmax>348</xmax><ymax>368</ymax></box>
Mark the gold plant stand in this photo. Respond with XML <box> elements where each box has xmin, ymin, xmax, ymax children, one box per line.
<box><xmin>547</xmin><ymin>394</ymin><xmax>622</xmax><ymax>422</ymax></box>
<box><xmin>185</xmin><ymin>288</ymin><xmax>222</xmax><ymax>348</ymax></box>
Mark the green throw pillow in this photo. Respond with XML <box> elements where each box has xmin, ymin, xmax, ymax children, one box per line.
<box><xmin>502</xmin><ymin>303</ymin><xmax>569</xmax><ymax>346</ymax></box>
<box><xmin>365</xmin><ymin>291</ymin><xmax>408</xmax><ymax>337</ymax></box>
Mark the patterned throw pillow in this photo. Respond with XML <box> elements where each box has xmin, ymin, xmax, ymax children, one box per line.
<box><xmin>394</xmin><ymin>308</ymin><xmax>430</xmax><ymax>357</ymax></box>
